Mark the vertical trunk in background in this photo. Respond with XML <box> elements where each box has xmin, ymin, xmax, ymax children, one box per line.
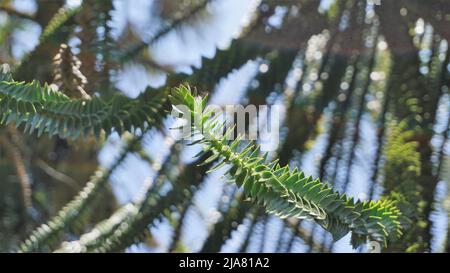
<box><xmin>77</xmin><ymin>1</ymin><xmax>100</xmax><ymax>94</ymax></box>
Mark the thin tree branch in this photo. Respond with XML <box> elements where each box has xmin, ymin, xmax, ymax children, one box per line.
<box><xmin>0</xmin><ymin>5</ymin><xmax>35</xmax><ymax>21</ymax></box>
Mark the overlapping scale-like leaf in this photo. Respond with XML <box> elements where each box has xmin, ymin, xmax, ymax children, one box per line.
<box><xmin>170</xmin><ymin>85</ymin><xmax>403</xmax><ymax>248</ymax></box>
<box><xmin>0</xmin><ymin>68</ymin><xmax>166</xmax><ymax>139</ymax></box>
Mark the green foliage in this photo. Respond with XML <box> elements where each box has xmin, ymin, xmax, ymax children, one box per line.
<box><xmin>170</xmin><ymin>85</ymin><xmax>403</xmax><ymax>248</ymax></box>
<box><xmin>89</xmin><ymin>151</ymin><xmax>213</xmax><ymax>253</ymax></box>
<box><xmin>40</xmin><ymin>6</ymin><xmax>81</xmax><ymax>44</ymax></box>
<box><xmin>176</xmin><ymin>39</ymin><xmax>267</xmax><ymax>92</ymax></box>
<box><xmin>120</xmin><ymin>0</ymin><xmax>215</xmax><ymax>62</ymax></box>
<box><xmin>0</xmin><ymin>67</ymin><xmax>167</xmax><ymax>139</ymax></box>
<box><xmin>383</xmin><ymin>121</ymin><xmax>427</xmax><ymax>252</ymax></box>
<box><xmin>384</xmin><ymin>122</ymin><xmax>422</xmax><ymax>195</ymax></box>
<box><xmin>200</xmin><ymin>192</ymin><xmax>251</xmax><ymax>252</ymax></box>
<box><xmin>14</xmin><ymin>6</ymin><xmax>81</xmax><ymax>82</ymax></box>
<box><xmin>18</xmin><ymin>133</ymin><xmax>147</xmax><ymax>252</ymax></box>
<box><xmin>54</xmin><ymin>204</ymin><xmax>139</xmax><ymax>253</ymax></box>
<box><xmin>1</xmin><ymin>0</ymin><xmax>449</xmax><ymax>254</ymax></box>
